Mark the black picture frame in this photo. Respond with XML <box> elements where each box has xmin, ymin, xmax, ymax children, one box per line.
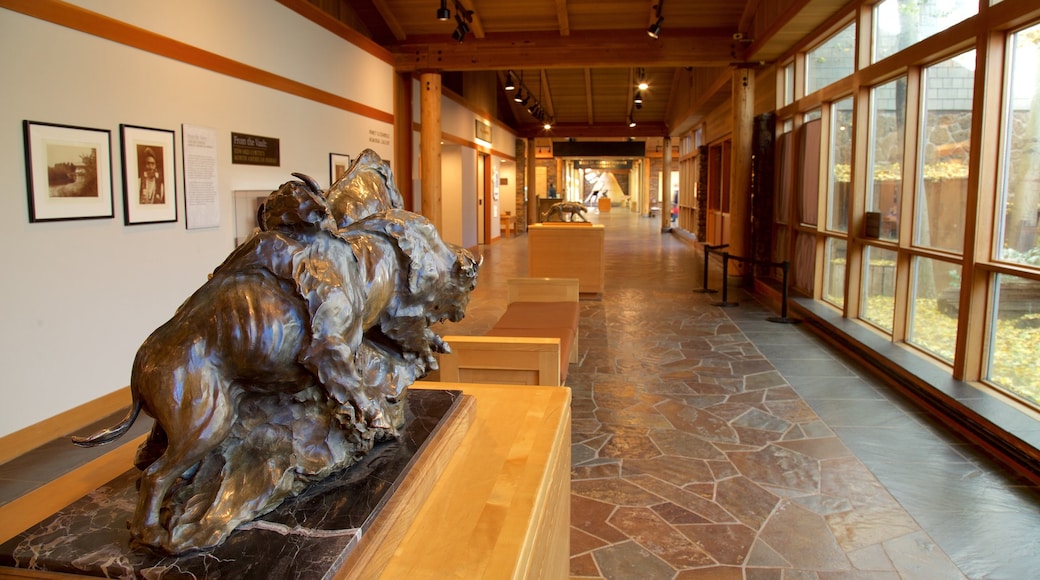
<box><xmin>120</xmin><ymin>124</ymin><xmax>178</xmax><ymax>225</ymax></box>
<box><xmin>23</xmin><ymin>120</ymin><xmax>114</xmax><ymax>222</ymax></box>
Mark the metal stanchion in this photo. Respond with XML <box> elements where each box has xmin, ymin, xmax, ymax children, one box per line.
<box><xmin>767</xmin><ymin>261</ymin><xmax>801</xmax><ymax>324</ymax></box>
<box><xmin>693</xmin><ymin>243</ymin><xmax>727</xmax><ymax>294</ymax></box>
<box><xmin>711</xmin><ymin>253</ymin><xmax>739</xmax><ymax>307</ymax></box>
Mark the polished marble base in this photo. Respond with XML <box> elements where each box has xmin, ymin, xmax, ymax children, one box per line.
<box><xmin>0</xmin><ymin>388</ymin><xmax>462</xmax><ymax>579</ymax></box>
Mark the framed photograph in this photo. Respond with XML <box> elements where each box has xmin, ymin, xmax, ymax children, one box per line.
<box><xmin>121</xmin><ymin>124</ymin><xmax>177</xmax><ymax>225</ymax></box>
<box><xmin>23</xmin><ymin>120</ymin><xmax>114</xmax><ymax>222</ymax></box>
<box><xmin>329</xmin><ymin>152</ymin><xmax>351</xmax><ymax>186</ymax></box>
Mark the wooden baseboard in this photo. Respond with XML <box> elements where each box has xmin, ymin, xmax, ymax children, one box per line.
<box><xmin>0</xmin><ymin>387</ymin><xmax>131</xmax><ymax>466</ymax></box>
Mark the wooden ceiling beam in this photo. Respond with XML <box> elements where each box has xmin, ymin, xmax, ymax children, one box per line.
<box><xmin>540</xmin><ymin>69</ymin><xmax>556</xmax><ymax>121</ymax></box>
<box><xmin>370</xmin><ymin>0</ymin><xmax>406</xmax><ymax>41</ymax></box>
<box><xmin>394</xmin><ymin>29</ymin><xmax>736</xmax><ymax>71</ymax></box>
<box><xmin>555</xmin><ymin>0</ymin><xmax>570</xmax><ymax>36</ymax></box>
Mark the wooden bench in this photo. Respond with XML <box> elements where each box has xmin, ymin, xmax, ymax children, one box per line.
<box><xmin>437</xmin><ymin>278</ymin><xmax>580</xmax><ymax>386</ymax></box>
<box><xmin>528</xmin><ymin>223</ymin><xmax>605</xmax><ymax>297</ymax></box>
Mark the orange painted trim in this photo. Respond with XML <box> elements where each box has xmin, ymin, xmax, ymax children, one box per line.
<box><xmin>0</xmin><ymin>0</ymin><xmax>394</xmax><ymax>125</ymax></box>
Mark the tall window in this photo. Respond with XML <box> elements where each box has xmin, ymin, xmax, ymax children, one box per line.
<box><xmin>824</xmin><ymin>238</ymin><xmax>847</xmax><ymax>308</ymax></box>
<box><xmin>988</xmin><ymin>22</ymin><xmax>1040</xmax><ymax>408</ymax></box>
<box><xmin>873</xmin><ymin>0</ymin><xmax>978</xmax><ymax>63</ymax></box>
<box><xmin>806</xmin><ymin>24</ymin><xmax>856</xmax><ymax>94</ymax></box>
<box><xmin>783</xmin><ymin>62</ymin><xmax>795</xmax><ymax>106</ymax></box>
<box><xmin>861</xmin><ymin>245</ymin><xmax>898</xmax><ymax>332</ymax></box>
<box><xmin>997</xmin><ymin>22</ymin><xmax>1040</xmax><ymax>267</ymax></box>
<box><xmin>828</xmin><ymin>98</ymin><xmax>854</xmax><ymax>232</ymax></box>
<box><xmin>915</xmin><ymin>51</ymin><xmax>975</xmax><ymax>255</ymax></box>
<box><xmin>868</xmin><ymin>77</ymin><xmax>907</xmax><ymax>241</ymax></box>
<box><xmin>908</xmin><ymin>256</ymin><xmax>960</xmax><ymax>362</ymax></box>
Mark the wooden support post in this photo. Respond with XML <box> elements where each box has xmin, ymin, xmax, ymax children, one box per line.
<box><xmin>420</xmin><ymin>71</ymin><xmax>442</xmax><ymax>230</ymax></box>
<box><xmin>729</xmin><ymin>66</ymin><xmax>754</xmax><ymax>275</ymax></box>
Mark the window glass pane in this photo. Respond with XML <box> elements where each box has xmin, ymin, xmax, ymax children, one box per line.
<box><xmin>792</xmin><ymin>231</ymin><xmax>817</xmax><ymax>295</ymax></box>
<box><xmin>873</xmin><ymin>0</ymin><xmax>978</xmax><ymax>63</ymax></box>
<box><xmin>828</xmin><ymin>98</ymin><xmax>854</xmax><ymax>232</ymax></box>
<box><xmin>868</xmin><ymin>77</ymin><xmax>907</xmax><ymax>241</ymax></box>
<box><xmin>997</xmin><ymin>22</ymin><xmax>1040</xmax><ymax>270</ymax></box>
<box><xmin>783</xmin><ymin>63</ymin><xmax>795</xmax><ymax>106</ymax></box>
<box><xmin>824</xmin><ymin>237</ymin><xmax>847</xmax><ymax>307</ymax></box>
<box><xmin>777</xmin><ymin>132</ymin><xmax>794</xmax><ymax>224</ymax></box>
<box><xmin>915</xmin><ymin>50</ymin><xmax>975</xmax><ymax>254</ymax></box>
<box><xmin>798</xmin><ymin>120</ymin><xmax>821</xmax><ymax>226</ymax></box>
<box><xmin>861</xmin><ymin>246</ymin><xmax>897</xmax><ymax>331</ymax></box>
<box><xmin>987</xmin><ymin>274</ymin><xmax>1040</xmax><ymax>407</ymax></box>
<box><xmin>908</xmin><ymin>256</ymin><xmax>961</xmax><ymax>362</ymax></box>
<box><xmin>804</xmin><ymin>109</ymin><xmax>822</xmax><ymax>123</ymax></box>
<box><xmin>806</xmin><ymin>24</ymin><xmax>855</xmax><ymax>95</ymax></box>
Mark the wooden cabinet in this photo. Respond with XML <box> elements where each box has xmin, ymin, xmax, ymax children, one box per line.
<box><xmin>528</xmin><ymin>223</ymin><xmax>606</xmax><ymax>297</ymax></box>
<box><xmin>345</xmin><ymin>382</ymin><xmax>571</xmax><ymax>579</ymax></box>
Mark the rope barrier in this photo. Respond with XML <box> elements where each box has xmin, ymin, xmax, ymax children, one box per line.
<box><xmin>692</xmin><ymin>243</ymin><xmax>727</xmax><ymax>294</ymax></box>
<box><xmin>695</xmin><ymin>244</ymin><xmax>801</xmax><ymax>324</ymax></box>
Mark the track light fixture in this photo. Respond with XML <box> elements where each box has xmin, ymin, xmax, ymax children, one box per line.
<box><xmin>436</xmin><ymin>0</ymin><xmax>450</xmax><ymax>21</ymax></box>
<box><xmin>450</xmin><ymin>1</ymin><xmax>473</xmax><ymax>42</ymax></box>
<box><xmin>647</xmin><ymin>16</ymin><xmax>663</xmax><ymax>39</ymax></box>
<box><xmin>647</xmin><ymin>2</ymin><xmax>664</xmax><ymax>39</ymax></box>
<box><xmin>634</xmin><ymin>90</ymin><xmax>643</xmax><ymax>105</ymax></box>
<box><xmin>504</xmin><ymin>71</ymin><xmax>553</xmax><ymax>130</ymax></box>
<box><xmin>628</xmin><ymin>116</ymin><xmax>637</xmax><ymax>128</ymax></box>
<box><xmin>637</xmin><ymin>68</ymin><xmax>649</xmax><ymax>91</ymax></box>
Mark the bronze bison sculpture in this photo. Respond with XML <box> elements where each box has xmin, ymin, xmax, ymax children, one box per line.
<box><xmin>73</xmin><ymin>151</ymin><xmax>479</xmax><ymax>554</ymax></box>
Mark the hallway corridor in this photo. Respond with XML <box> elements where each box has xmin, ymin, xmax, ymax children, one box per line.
<box><xmin>438</xmin><ymin>209</ymin><xmax>1040</xmax><ymax>579</ymax></box>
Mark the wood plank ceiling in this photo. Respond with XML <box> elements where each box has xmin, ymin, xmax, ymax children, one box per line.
<box><xmin>292</xmin><ymin>0</ymin><xmax>851</xmax><ymax>142</ymax></box>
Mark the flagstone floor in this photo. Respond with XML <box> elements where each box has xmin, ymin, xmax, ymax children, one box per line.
<box><xmin>435</xmin><ymin>207</ymin><xmax>1040</xmax><ymax>580</ymax></box>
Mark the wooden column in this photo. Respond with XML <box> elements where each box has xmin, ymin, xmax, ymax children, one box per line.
<box><xmin>729</xmin><ymin>67</ymin><xmax>754</xmax><ymax>275</ymax></box>
<box><xmin>420</xmin><ymin>71</ymin><xmax>443</xmax><ymax>230</ymax></box>
<box><xmin>394</xmin><ymin>71</ymin><xmax>414</xmax><ymax>212</ymax></box>
<box><xmin>642</xmin><ymin>157</ymin><xmax>651</xmax><ymax>216</ymax></box>
<box><xmin>661</xmin><ymin>136</ymin><xmax>672</xmax><ymax>231</ymax></box>
<box><xmin>526</xmin><ymin>139</ymin><xmax>538</xmax><ymax>228</ymax></box>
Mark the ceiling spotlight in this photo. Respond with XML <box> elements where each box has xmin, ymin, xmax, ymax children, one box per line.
<box><xmin>635</xmin><ymin>101</ymin><xmax>643</xmax><ymax>110</ymax></box>
<box><xmin>436</xmin><ymin>0</ymin><xmax>450</xmax><ymax>21</ymax></box>
<box><xmin>637</xmin><ymin>68</ymin><xmax>649</xmax><ymax>91</ymax></box>
<box><xmin>513</xmin><ymin>88</ymin><xmax>524</xmax><ymax>103</ymax></box>
<box><xmin>504</xmin><ymin>71</ymin><xmax>516</xmax><ymax>91</ymax></box>
<box><xmin>628</xmin><ymin>117</ymin><xmax>637</xmax><ymax>128</ymax></box>
<box><xmin>647</xmin><ymin>16</ymin><xmax>663</xmax><ymax>39</ymax></box>
<box><xmin>543</xmin><ymin>118</ymin><xmax>553</xmax><ymax>130</ymax></box>
<box><xmin>634</xmin><ymin>90</ymin><xmax>643</xmax><ymax>105</ymax></box>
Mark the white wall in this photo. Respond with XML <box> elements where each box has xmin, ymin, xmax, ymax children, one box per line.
<box><xmin>0</xmin><ymin>2</ymin><xmax>395</xmax><ymax>437</ymax></box>
<box><xmin>441</xmin><ymin>146</ymin><xmax>464</xmax><ymax>245</ymax></box>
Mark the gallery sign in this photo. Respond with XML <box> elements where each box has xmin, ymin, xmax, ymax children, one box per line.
<box><xmin>474</xmin><ymin>119</ymin><xmax>492</xmax><ymax>145</ymax></box>
<box><xmin>231</xmin><ymin>132</ymin><xmax>280</xmax><ymax>166</ymax></box>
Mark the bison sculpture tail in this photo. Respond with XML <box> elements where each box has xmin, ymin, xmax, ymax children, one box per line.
<box><xmin>71</xmin><ymin>395</ymin><xmax>142</xmax><ymax>447</ymax></box>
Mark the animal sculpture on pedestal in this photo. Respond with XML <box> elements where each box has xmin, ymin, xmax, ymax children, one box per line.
<box><xmin>73</xmin><ymin>150</ymin><xmax>479</xmax><ymax>555</ymax></box>
<box><xmin>542</xmin><ymin>201</ymin><xmax>589</xmax><ymax>222</ymax></box>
